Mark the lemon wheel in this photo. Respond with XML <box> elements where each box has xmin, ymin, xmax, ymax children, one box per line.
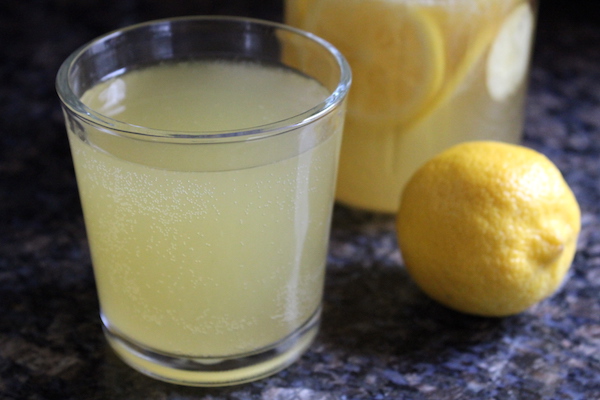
<box><xmin>284</xmin><ymin>0</ymin><xmax>321</xmax><ymax>28</ymax></box>
<box><xmin>486</xmin><ymin>3</ymin><xmax>535</xmax><ymax>102</ymax></box>
<box><xmin>304</xmin><ymin>0</ymin><xmax>445</xmax><ymax>125</ymax></box>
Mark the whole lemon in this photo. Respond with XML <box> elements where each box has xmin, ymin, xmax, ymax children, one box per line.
<box><xmin>396</xmin><ymin>141</ymin><xmax>581</xmax><ymax>317</ymax></box>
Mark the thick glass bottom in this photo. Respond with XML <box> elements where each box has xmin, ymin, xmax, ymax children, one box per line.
<box><xmin>102</xmin><ymin>307</ymin><xmax>321</xmax><ymax>387</ymax></box>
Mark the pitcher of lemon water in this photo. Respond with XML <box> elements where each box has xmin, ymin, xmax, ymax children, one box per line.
<box><xmin>286</xmin><ymin>0</ymin><xmax>538</xmax><ymax>213</ymax></box>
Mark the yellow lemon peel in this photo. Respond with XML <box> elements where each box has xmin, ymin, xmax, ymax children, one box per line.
<box><xmin>396</xmin><ymin>141</ymin><xmax>581</xmax><ymax>317</ymax></box>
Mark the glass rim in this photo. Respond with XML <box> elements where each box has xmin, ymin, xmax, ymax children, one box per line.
<box><xmin>55</xmin><ymin>15</ymin><xmax>351</xmax><ymax>144</ymax></box>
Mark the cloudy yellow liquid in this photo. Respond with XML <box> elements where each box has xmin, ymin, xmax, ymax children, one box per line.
<box><xmin>68</xmin><ymin>60</ymin><xmax>341</xmax><ymax>360</ymax></box>
<box><xmin>286</xmin><ymin>0</ymin><xmax>536</xmax><ymax>212</ymax></box>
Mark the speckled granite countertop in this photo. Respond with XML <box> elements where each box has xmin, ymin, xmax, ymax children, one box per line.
<box><xmin>1</xmin><ymin>1</ymin><xmax>599</xmax><ymax>399</ymax></box>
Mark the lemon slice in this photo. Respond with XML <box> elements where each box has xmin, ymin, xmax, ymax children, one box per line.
<box><xmin>407</xmin><ymin>17</ymin><xmax>499</xmax><ymax>130</ymax></box>
<box><xmin>486</xmin><ymin>3</ymin><xmax>535</xmax><ymax>102</ymax></box>
<box><xmin>304</xmin><ymin>0</ymin><xmax>445</xmax><ymax>124</ymax></box>
<box><xmin>284</xmin><ymin>0</ymin><xmax>320</xmax><ymax>28</ymax></box>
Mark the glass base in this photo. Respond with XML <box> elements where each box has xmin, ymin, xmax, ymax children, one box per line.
<box><xmin>102</xmin><ymin>307</ymin><xmax>321</xmax><ymax>387</ymax></box>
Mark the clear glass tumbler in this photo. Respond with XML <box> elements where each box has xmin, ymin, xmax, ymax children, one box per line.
<box><xmin>286</xmin><ymin>0</ymin><xmax>538</xmax><ymax>213</ymax></box>
<box><xmin>56</xmin><ymin>16</ymin><xmax>350</xmax><ymax>386</ymax></box>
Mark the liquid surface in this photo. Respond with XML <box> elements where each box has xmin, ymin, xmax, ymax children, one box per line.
<box><xmin>83</xmin><ymin>60</ymin><xmax>327</xmax><ymax>132</ymax></box>
<box><xmin>70</xmin><ymin>60</ymin><xmax>341</xmax><ymax>357</ymax></box>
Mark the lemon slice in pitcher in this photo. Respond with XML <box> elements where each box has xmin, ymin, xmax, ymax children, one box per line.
<box><xmin>284</xmin><ymin>0</ymin><xmax>321</xmax><ymax>28</ymax></box>
<box><xmin>486</xmin><ymin>3</ymin><xmax>535</xmax><ymax>102</ymax></box>
<box><xmin>305</xmin><ymin>0</ymin><xmax>445</xmax><ymax>124</ymax></box>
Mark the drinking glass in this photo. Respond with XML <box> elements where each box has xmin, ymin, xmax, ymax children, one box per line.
<box><xmin>56</xmin><ymin>16</ymin><xmax>350</xmax><ymax>386</ymax></box>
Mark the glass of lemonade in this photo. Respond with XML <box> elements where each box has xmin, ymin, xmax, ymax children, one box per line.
<box><xmin>286</xmin><ymin>0</ymin><xmax>538</xmax><ymax>212</ymax></box>
<box><xmin>56</xmin><ymin>16</ymin><xmax>350</xmax><ymax>386</ymax></box>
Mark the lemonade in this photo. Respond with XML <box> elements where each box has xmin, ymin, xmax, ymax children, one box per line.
<box><xmin>286</xmin><ymin>0</ymin><xmax>537</xmax><ymax>212</ymax></box>
<box><xmin>68</xmin><ymin>60</ymin><xmax>342</xmax><ymax>374</ymax></box>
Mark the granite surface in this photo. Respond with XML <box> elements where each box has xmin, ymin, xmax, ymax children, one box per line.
<box><xmin>1</xmin><ymin>1</ymin><xmax>599</xmax><ymax>399</ymax></box>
